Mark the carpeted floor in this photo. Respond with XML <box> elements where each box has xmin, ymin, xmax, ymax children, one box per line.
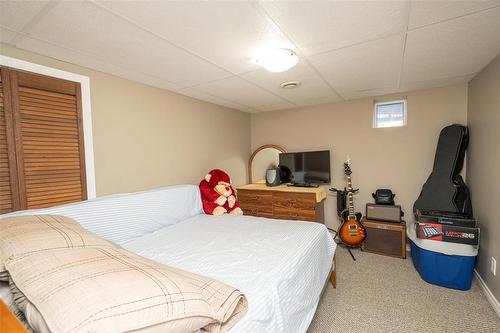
<box><xmin>308</xmin><ymin>247</ymin><xmax>500</xmax><ymax>333</ymax></box>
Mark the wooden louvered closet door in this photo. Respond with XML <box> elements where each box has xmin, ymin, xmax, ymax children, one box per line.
<box><xmin>1</xmin><ymin>67</ymin><xmax>87</xmax><ymax>211</ymax></box>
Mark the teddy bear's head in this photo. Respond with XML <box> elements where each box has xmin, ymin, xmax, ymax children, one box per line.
<box><xmin>204</xmin><ymin>169</ymin><xmax>233</xmax><ymax>198</ymax></box>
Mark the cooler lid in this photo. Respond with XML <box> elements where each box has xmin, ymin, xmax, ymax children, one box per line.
<box><xmin>407</xmin><ymin>221</ymin><xmax>478</xmax><ymax>256</ymax></box>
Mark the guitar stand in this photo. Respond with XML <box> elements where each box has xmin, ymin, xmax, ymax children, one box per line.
<box><xmin>334</xmin><ymin>233</ymin><xmax>360</xmax><ymax>261</ymax></box>
<box><xmin>346</xmin><ymin>246</ymin><xmax>357</xmax><ymax>261</ymax></box>
<box><xmin>330</xmin><ymin>187</ymin><xmax>362</xmax><ymax>262</ymax></box>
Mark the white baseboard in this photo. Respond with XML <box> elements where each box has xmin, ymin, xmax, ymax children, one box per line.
<box><xmin>474</xmin><ymin>269</ymin><xmax>500</xmax><ymax>318</ymax></box>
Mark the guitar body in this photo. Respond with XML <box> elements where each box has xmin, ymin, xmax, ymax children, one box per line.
<box><xmin>339</xmin><ymin>213</ymin><xmax>366</xmax><ymax>246</ymax></box>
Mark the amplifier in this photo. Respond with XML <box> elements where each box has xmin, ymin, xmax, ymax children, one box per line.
<box><xmin>366</xmin><ymin>203</ymin><xmax>402</xmax><ymax>223</ymax></box>
<box><xmin>361</xmin><ymin>219</ymin><xmax>406</xmax><ymax>259</ymax></box>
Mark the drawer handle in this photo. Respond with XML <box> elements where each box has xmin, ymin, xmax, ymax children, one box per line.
<box><xmin>290</xmin><ymin>212</ymin><xmax>298</xmax><ymax>218</ymax></box>
<box><xmin>250</xmin><ymin>196</ymin><xmax>259</xmax><ymax>200</ymax></box>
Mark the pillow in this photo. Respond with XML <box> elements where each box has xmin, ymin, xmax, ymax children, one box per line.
<box><xmin>6</xmin><ymin>246</ymin><xmax>247</xmax><ymax>333</ymax></box>
<box><xmin>0</xmin><ymin>215</ymin><xmax>113</xmax><ymax>280</ymax></box>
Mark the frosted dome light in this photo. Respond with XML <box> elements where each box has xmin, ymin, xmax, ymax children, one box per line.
<box><xmin>256</xmin><ymin>48</ymin><xmax>299</xmax><ymax>73</ymax></box>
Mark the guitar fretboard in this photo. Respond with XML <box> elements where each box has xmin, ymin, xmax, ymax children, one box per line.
<box><xmin>347</xmin><ymin>175</ymin><xmax>355</xmax><ymax>219</ymax></box>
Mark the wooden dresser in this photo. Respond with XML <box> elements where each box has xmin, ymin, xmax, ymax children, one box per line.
<box><xmin>236</xmin><ymin>183</ymin><xmax>326</xmax><ymax>223</ymax></box>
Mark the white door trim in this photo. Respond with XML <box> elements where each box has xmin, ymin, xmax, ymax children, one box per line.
<box><xmin>0</xmin><ymin>55</ymin><xmax>96</xmax><ymax>199</ymax></box>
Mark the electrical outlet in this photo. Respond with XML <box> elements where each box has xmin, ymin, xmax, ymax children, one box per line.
<box><xmin>491</xmin><ymin>257</ymin><xmax>497</xmax><ymax>276</ymax></box>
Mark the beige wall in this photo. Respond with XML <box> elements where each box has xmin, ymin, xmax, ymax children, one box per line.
<box><xmin>467</xmin><ymin>55</ymin><xmax>500</xmax><ymax>300</ymax></box>
<box><xmin>251</xmin><ymin>84</ymin><xmax>468</xmax><ymax>229</ymax></box>
<box><xmin>0</xmin><ymin>45</ymin><xmax>251</xmax><ymax>196</ymax></box>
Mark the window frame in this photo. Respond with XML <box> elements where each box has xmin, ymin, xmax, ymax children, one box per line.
<box><xmin>373</xmin><ymin>99</ymin><xmax>407</xmax><ymax>129</ymax></box>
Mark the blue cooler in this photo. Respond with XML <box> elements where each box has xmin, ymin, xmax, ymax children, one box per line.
<box><xmin>407</xmin><ymin>222</ymin><xmax>478</xmax><ymax>291</ymax></box>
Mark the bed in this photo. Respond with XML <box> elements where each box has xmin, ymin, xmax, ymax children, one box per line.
<box><xmin>0</xmin><ymin>185</ymin><xmax>336</xmax><ymax>332</ymax></box>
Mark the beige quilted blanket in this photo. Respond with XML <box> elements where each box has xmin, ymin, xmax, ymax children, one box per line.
<box><xmin>0</xmin><ymin>215</ymin><xmax>113</xmax><ymax>280</ymax></box>
<box><xmin>2</xmin><ymin>216</ymin><xmax>247</xmax><ymax>333</ymax></box>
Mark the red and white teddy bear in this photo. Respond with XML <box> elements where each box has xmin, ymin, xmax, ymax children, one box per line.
<box><xmin>199</xmin><ymin>169</ymin><xmax>243</xmax><ymax>216</ymax></box>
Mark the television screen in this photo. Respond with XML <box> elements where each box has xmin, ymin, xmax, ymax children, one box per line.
<box><xmin>279</xmin><ymin>150</ymin><xmax>331</xmax><ymax>185</ymax></box>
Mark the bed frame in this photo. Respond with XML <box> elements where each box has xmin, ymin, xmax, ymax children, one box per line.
<box><xmin>329</xmin><ymin>254</ymin><xmax>337</xmax><ymax>288</ymax></box>
<box><xmin>320</xmin><ymin>254</ymin><xmax>337</xmax><ymax>302</ymax></box>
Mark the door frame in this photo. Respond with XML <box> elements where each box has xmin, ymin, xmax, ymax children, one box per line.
<box><xmin>0</xmin><ymin>55</ymin><xmax>96</xmax><ymax>199</ymax></box>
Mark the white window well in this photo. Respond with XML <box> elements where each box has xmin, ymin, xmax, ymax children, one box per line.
<box><xmin>373</xmin><ymin>99</ymin><xmax>407</xmax><ymax>128</ymax></box>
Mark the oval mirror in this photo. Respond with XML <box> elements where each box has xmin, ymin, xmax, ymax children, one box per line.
<box><xmin>248</xmin><ymin>144</ymin><xmax>287</xmax><ymax>184</ymax></box>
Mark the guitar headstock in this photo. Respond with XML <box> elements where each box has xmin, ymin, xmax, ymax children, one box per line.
<box><xmin>344</xmin><ymin>158</ymin><xmax>352</xmax><ymax>176</ymax></box>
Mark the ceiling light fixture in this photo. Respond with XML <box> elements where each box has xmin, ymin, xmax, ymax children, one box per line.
<box><xmin>256</xmin><ymin>48</ymin><xmax>299</xmax><ymax>73</ymax></box>
<box><xmin>280</xmin><ymin>81</ymin><xmax>301</xmax><ymax>89</ymax></box>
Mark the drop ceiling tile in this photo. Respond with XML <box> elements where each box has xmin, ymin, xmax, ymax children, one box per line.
<box><xmin>3</xmin><ymin>1</ymin><xmax>498</xmax><ymax>112</ymax></box>
<box><xmin>294</xmin><ymin>94</ymin><xmax>345</xmax><ymax>108</ymax></box>
<box><xmin>261</xmin><ymin>1</ymin><xmax>408</xmax><ymax>56</ymax></box>
<box><xmin>402</xmin><ymin>7</ymin><xmax>500</xmax><ymax>84</ymax></box>
<box><xmin>0</xmin><ymin>0</ymin><xmax>50</xmax><ymax>32</ymax></box>
<box><xmin>15</xmin><ymin>34</ymin><xmax>182</xmax><ymax>92</ymax></box>
<box><xmin>308</xmin><ymin>34</ymin><xmax>405</xmax><ymax>99</ymax></box>
<box><xmin>254</xmin><ymin>101</ymin><xmax>297</xmax><ymax>113</ymax></box>
<box><xmin>339</xmin><ymin>86</ymin><xmax>401</xmax><ymax>100</ymax></box>
<box><xmin>194</xmin><ymin>76</ymin><xmax>290</xmax><ymax>109</ymax></box>
<box><xmin>177</xmin><ymin>87</ymin><xmax>250</xmax><ymax>111</ymax></box>
<box><xmin>0</xmin><ymin>26</ymin><xmax>18</xmax><ymax>44</ymax></box>
<box><xmin>409</xmin><ymin>0</ymin><xmax>500</xmax><ymax>30</ymax></box>
<box><xmin>25</xmin><ymin>1</ymin><xmax>231</xmax><ymax>87</ymax></box>
<box><xmin>97</xmin><ymin>0</ymin><xmax>293</xmax><ymax>74</ymax></box>
<box><xmin>240</xmin><ymin>61</ymin><xmax>341</xmax><ymax>105</ymax></box>
<box><xmin>400</xmin><ymin>73</ymin><xmax>476</xmax><ymax>92</ymax></box>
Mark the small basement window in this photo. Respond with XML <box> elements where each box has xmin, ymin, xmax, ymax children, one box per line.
<box><xmin>373</xmin><ymin>99</ymin><xmax>407</xmax><ymax>128</ymax></box>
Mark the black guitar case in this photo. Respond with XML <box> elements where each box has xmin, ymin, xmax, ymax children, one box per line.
<box><xmin>413</xmin><ymin>124</ymin><xmax>473</xmax><ymax>217</ymax></box>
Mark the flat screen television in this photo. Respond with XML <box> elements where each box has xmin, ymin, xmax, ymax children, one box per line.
<box><xmin>279</xmin><ymin>150</ymin><xmax>331</xmax><ymax>185</ymax></box>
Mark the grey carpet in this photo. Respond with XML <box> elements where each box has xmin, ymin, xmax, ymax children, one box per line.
<box><xmin>308</xmin><ymin>247</ymin><xmax>500</xmax><ymax>333</ymax></box>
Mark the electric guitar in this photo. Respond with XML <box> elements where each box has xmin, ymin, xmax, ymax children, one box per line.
<box><xmin>338</xmin><ymin>160</ymin><xmax>366</xmax><ymax>246</ymax></box>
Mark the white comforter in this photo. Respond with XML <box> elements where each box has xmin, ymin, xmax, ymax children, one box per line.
<box><xmin>0</xmin><ymin>185</ymin><xmax>336</xmax><ymax>332</ymax></box>
<box><xmin>122</xmin><ymin>214</ymin><xmax>336</xmax><ymax>333</ymax></box>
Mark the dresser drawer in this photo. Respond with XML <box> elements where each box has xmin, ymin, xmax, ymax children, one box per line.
<box><xmin>240</xmin><ymin>204</ymin><xmax>274</xmax><ymax>218</ymax></box>
<box><xmin>237</xmin><ymin>190</ymin><xmax>273</xmax><ymax>205</ymax></box>
<box><xmin>272</xmin><ymin>192</ymin><xmax>316</xmax><ymax>210</ymax></box>
<box><xmin>239</xmin><ymin>200</ymin><xmax>273</xmax><ymax>214</ymax></box>
<box><xmin>273</xmin><ymin>207</ymin><xmax>316</xmax><ymax>222</ymax></box>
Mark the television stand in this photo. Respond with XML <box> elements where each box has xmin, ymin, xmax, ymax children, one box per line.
<box><xmin>287</xmin><ymin>182</ymin><xmax>319</xmax><ymax>188</ymax></box>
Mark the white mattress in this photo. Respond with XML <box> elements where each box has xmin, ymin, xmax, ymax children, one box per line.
<box><xmin>123</xmin><ymin>214</ymin><xmax>336</xmax><ymax>333</ymax></box>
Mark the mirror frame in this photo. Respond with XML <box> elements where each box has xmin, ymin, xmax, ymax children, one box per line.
<box><xmin>248</xmin><ymin>144</ymin><xmax>287</xmax><ymax>184</ymax></box>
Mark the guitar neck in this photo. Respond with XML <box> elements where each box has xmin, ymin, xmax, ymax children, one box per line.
<box><xmin>347</xmin><ymin>175</ymin><xmax>355</xmax><ymax>217</ymax></box>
